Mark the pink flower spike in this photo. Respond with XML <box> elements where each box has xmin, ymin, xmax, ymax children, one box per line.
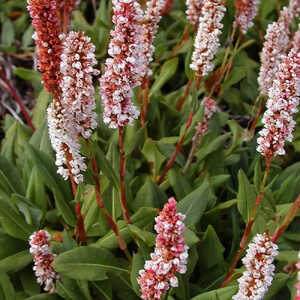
<box><xmin>99</xmin><ymin>0</ymin><xmax>144</xmax><ymax>129</ymax></box>
<box><xmin>233</xmin><ymin>0</ymin><xmax>260</xmax><ymax>34</ymax></box>
<box><xmin>60</xmin><ymin>31</ymin><xmax>98</xmax><ymax>139</ymax></box>
<box><xmin>194</xmin><ymin>97</ymin><xmax>218</xmax><ymax>138</ymax></box>
<box><xmin>257</xmin><ymin>48</ymin><xmax>300</xmax><ymax>162</ymax></box>
<box><xmin>142</xmin><ymin>0</ymin><xmax>166</xmax><ymax>77</ymax></box>
<box><xmin>29</xmin><ymin>230</ymin><xmax>60</xmax><ymax>294</ymax></box>
<box><xmin>190</xmin><ymin>0</ymin><xmax>226</xmax><ymax>78</ymax></box>
<box><xmin>137</xmin><ymin>198</ymin><xmax>189</xmax><ymax>300</ymax></box>
<box><xmin>232</xmin><ymin>232</ymin><xmax>279</xmax><ymax>300</ymax></box>
<box><xmin>258</xmin><ymin>5</ymin><xmax>296</xmax><ymax>97</ymax></box>
<box><xmin>186</xmin><ymin>0</ymin><xmax>203</xmax><ymax>26</ymax></box>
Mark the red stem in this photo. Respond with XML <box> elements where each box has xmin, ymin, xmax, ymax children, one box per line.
<box><xmin>90</xmin><ymin>151</ymin><xmax>132</xmax><ymax>262</ymax></box>
<box><xmin>141</xmin><ymin>77</ymin><xmax>150</xmax><ymax>127</ymax></box>
<box><xmin>0</xmin><ymin>69</ymin><xmax>35</xmax><ymax>132</ymax></box>
<box><xmin>156</xmin><ymin>110</ymin><xmax>194</xmax><ymax>185</ymax></box>
<box><xmin>221</xmin><ymin>162</ymin><xmax>270</xmax><ymax>287</ymax></box>
<box><xmin>271</xmin><ymin>194</ymin><xmax>300</xmax><ymax>243</ymax></box>
<box><xmin>119</xmin><ymin>127</ymin><xmax>132</xmax><ymax>224</ymax></box>
<box><xmin>175</xmin><ymin>78</ymin><xmax>193</xmax><ymax>111</ymax></box>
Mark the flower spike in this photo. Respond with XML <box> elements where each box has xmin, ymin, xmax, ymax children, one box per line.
<box><xmin>137</xmin><ymin>198</ymin><xmax>189</xmax><ymax>300</ymax></box>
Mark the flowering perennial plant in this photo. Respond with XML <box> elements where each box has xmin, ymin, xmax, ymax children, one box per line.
<box><xmin>292</xmin><ymin>25</ymin><xmax>300</xmax><ymax>53</ymax></box>
<box><xmin>233</xmin><ymin>0</ymin><xmax>260</xmax><ymax>34</ymax></box>
<box><xmin>27</xmin><ymin>0</ymin><xmax>63</xmax><ymax>97</ymax></box>
<box><xmin>194</xmin><ymin>97</ymin><xmax>217</xmax><ymax>138</ymax></box>
<box><xmin>186</xmin><ymin>0</ymin><xmax>203</xmax><ymax>26</ymax></box>
<box><xmin>190</xmin><ymin>0</ymin><xmax>226</xmax><ymax>78</ymax></box>
<box><xmin>258</xmin><ymin>7</ymin><xmax>293</xmax><ymax>96</ymax></box>
<box><xmin>137</xmin><ymin>198</ymin><xmax>189</xmax><ymax>299</ymax></box>
<box><xmin>295</xmin><ymin>252</ymin><xmax>300</xmax><ymax>300</ymax></box>
<box><xmin>232</xmin><ymin>232</ymin><xmax>279</xmax><ymax>300</ymax></box>
<box><xmin>29</xmin><ymin>230</ymin><xmax>60</xmax><ymax>294</ymax></box>
<box><xmin>257</xmin><ymin>48</ymin><xmax>300</xmax><ymax>161</ymax></box>
<box><xmin>60</xmin><ymin>31</ymin><xmax>98</xmax><ymax>139</ymax></box>
<box><xmin>47</xmin><ymin>100</ymin><xmax>86</xmax><ymax>183</ymax></box>
<box><xmin>99</xmin><ymin>0</ymin><xmax>144</xmax><ymax>128</ymax></box>
<box><xmin>142</xmin><ymin>0</ymin><xmax>166</xmax><ymax>77</ymax></box>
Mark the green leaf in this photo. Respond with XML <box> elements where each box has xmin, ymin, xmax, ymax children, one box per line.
<box><xmin>0</xmin><ymin>155</ymin><xmax>25</xmax><ymax>195</ymax></box>
<box><xmin>22</xmin><ymin>25</ymin><xmax>34</xmax><ymax>48</ymax></box>
<box><xmin>221</xmin><ymin>66</ymin><xmax>247</xmax><ymax>92</ymax></box>
<box><xmin>177</xmin><ymin>180</ymin><xmax>211</xmax><ymax>226</ymax></box>
<box><xmin>32</xmin><ymin>89</ymin><xmax>51</xmax><ymax>128</ymax></box>
<box><xmin>142</xmin><ymin>139</ymin><xmax>166</xmax><ymax>176</ymax></box>
<box><xmin>0</xmin><ymin>250</ymin><xmax>32</xmax><ymax>273</ymax></box>
<box><xmin>92</xmin><ymin>281</ymin><xmax>112</xmax><ymax>300</ymax></box>
<box><xmin>54</xmin><ymin>247</ymin><xmax>129</xmax><ymax>281</ymax></box>
<box><xmin>264</xmin><ymin>273</ymin><xmax>289</xmax><ymax>300</ymax></box>
<box><xmin>168</xmin><ymin>168</ymin><xmax>192</xmax><ymax>200</ymax></box>
<box><xmin>93</xmin><ymin>144</ymin><xmax>120</xmax><ymax>190</ymax></box>
<box><xmin>237</xmin><ymin>169</ymin><xmax>257</xmax><ymax>222</ymax></box>
<box><xmin>14</xmin><ymin>68</ymin><xmax>42</xmax><ymax>83</ymax></box>
<box><xmin>95</xmin><ymin>207</ymin><xmax>158</xmax><ymax>248</ymax></box>
<box><xmin>131</xmin><ymin>179</ymin><xmax>167</xmax><ymax>210</ymax></box>
<box><xmin>198</xmin><ymin>225</ymin><xmax>225</xmax><ymax>269</ymax></box>
<box><xmin>0</xmin><ymin>272</ymin><xmax>16</xmax><ymax>300</ymax></box>
<box><xmin>130</xmin><ymin>252</ymin><xmax>144</xmax><ymax>296</ymax></box>
<box><xmin>190</xmin><ymin>286</ymin><xmax>238</xmax><ymax>300</ymax></box>
<box><xmin>196</xmin><ymin>133</ymin><xmax>230</xmax><ymax>162</ymax></box>
<box><xmin>150</xmin><ymin>57</ymin><xmax>179</xmax><ymax>95</ymax></box>
<box><xmin>1</xmin><ymin>19</ymin><xmax>14</xmax><ymax>46</ymax></box>
<box><xmin>25</xmin><ymin>144</ymin><xmax>76</xmax><ymax>226</ymax></box>
<box><xmin>0</xmin><ymin>194</ymin><xmax>35</xmax><ymax>240</ymax></box>
<box><xmin>276</xmin><ymin>251</ymin><xmax>298</xmax><ymax>263</ymax></box>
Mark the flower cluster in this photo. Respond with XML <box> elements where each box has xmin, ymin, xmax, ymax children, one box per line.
<box><xmin>295</xmin><ymin>252</ymin><xmax>300</xmax><ymax>300</ymax></box>
<box><xmin>47</xmin><ymin>100</ymin><xmax>86</xmax><ymax>183</ymax></box>
<box><xmin>233</xmin><ymin>0</ymin><xmax>260</xmax><ymax>34</ymax></box>
<box><xmin>258</xmin><ymin>7</ymin><xmax>292</xmax><ymax>96</ymax></box>
<box><xmin>257</xmin><ymin>48</ymin><xmax>300</xmax><ymax>161</ymax></box>
<box><xmin>60</xmin><ymin>31</ymin><xmax>98</xmax><ymax>139</ymax></box>
<box><xmin>142</xmin><ymin>0</ymin><xmax>166</xmax><ymax>77</ymax></box>
<box><xmin>186</xmin><ymin>0</ymin><xmax>203</xmax><ymax>26</ymax></box>
<box><xmin>194</xmin><ymin>97</ymin><xmax>217</xmax><ymax>138</ymax></box>
<box><xmin>137</xmin><ymin>198</ymin><xmax>189</xmax><ymax>300</ymax></box>
<box><xmin>29</xmin><ymin>230</ymin><xmax>60</xmax><ymax>294</ymax></box>
<box><xmin>232</xmin><ymin>232</ymin><xmax>279</xmax><ymax>300</ymax></box>
<box><xmin>292</xmin><ymin>24</ymin><xmax>300</xmax><ymax>53</ymax></box>
<box><xmin>289</xmin><ymin>0</ymin><xmax>300</xmax><ymax>20</ymax></box>
<box><xmin>190</xmin><ymin>0</ymin><xmax>226</xmax><ymax>78</ymax></box>
<box><xmin>99</xmin><ymin>0</ymin><xmax>144</xmax><ymax>128</ymax></box>
<box><xmin>27</xmin><ymin>0</ymin><xmax>63</xmax><ymax>97</ymax></box>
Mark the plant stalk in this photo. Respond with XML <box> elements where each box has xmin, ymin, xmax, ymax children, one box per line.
<box><xmin>89</xmin><ymin>148</ymin><xmax>132</xmax><ymax>262</ymax></box>
<box><xmin>271</xmin><ymin>194</ymin><xmax>300</xmax><ymax>243</ymax></box>
<box><xmin>0</xmin><ymin>69</ymin><xmax>35</xmax><ymax>132</ymax></box>
<box><xmin>156</xmin><ymin>110</ymin><xmax>194</xmax><ymax>185</ymax></box>
<box><xmin>221</xmin><ymin>162</ymin><xmax>270</xmax><ymax>287</ymax></box>
<box><xmin>119</xmin><ymin>127</ymin><xmax>132</xmax><ymax>224</ymax></box>
<box><xmin>176</xmin><ymin>78</ymin><xmax>193</xmax><ymax>111</ymax></box>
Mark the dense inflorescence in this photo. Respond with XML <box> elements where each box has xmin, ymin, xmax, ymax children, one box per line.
<box><xmin>137</xmin><ymin>198</ymin><xmax>189</xmax><ymax>300</ymax></box>
<box><xmin>190</xmin><ymin>0</ymin><xmax>226</xmax><ymax>78</ymax></box>
<box><xmin>60</xmin><ymin>31</ymin><xmax>98</xmax><ymax>139</ymax></box>
<box><xmin>194</xmin><ymin>97</ymin><xmax>217</xmax><ymax>138</ymax></box>
<box><xmin>27</xmin><ymin>0</ymin><xmax>63</xmax><ymax>97</ymax></box>
<box><xmin>233</xmin><ymin>0</ymin><xmax>260</xmax><ymax>34</ymax></box>
<box><xmin>258</xmin><ymin>6</ymin><xmax>294</xmax><ymax>96</ymax></box>
<box><xmin>292</xmin><ymin>24</ymin><xmax>300</xmax><ymax>53</ymax></box>
<box><xmin>257</xmin><ymin>48</ymin><xmax>300</xmax><ymax>161</ymax></box>
<box><xmin>29</xmin><ymin>231</ymin><xmax>60</xmax><ymax>294</ymax></box>
<box><xmin>186</xmin><ymin>0</ymin><xmax>203</xmax><ymax>26</ymax></box>
<box><xmin>142</xmin><ymin>0</ymin><xmax>166</xmax><ymax>77</ymax></box>
<box><xmin>99</xmin><ymin>0</ymin><xmax>144</xmax><ymax>128</ymax></box>
<box><xmin>47</xmin><ymin>100</ymin><xmax>86</xmax><ymax>183</ymax></box>
<box><xmin>232</xmin><ymin>232</ymin><xmax>279</xmax><ymax>300</ymax></box>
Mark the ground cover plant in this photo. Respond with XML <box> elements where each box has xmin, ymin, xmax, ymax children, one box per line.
<box><xmin>0</xmin><ymin>0</ymin><xmax>299</xmax><ymax>299</ymax></box>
